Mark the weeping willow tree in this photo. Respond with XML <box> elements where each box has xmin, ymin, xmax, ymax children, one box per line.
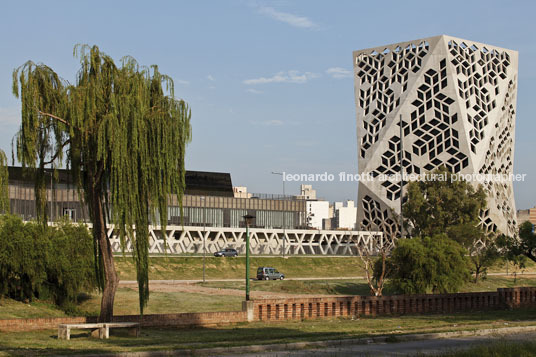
<box><xmin>12</xmin><ymin>45</ymin><xmax>191</xmax><ymax>322</ymax></box>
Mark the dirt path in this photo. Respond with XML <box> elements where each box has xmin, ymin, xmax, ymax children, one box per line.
<box><xmin>120</xmin><ymin>281</ymin><xmax>331</xmax><ymax>299</ymax></box>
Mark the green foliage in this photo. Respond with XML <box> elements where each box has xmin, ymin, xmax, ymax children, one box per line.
<box><xmin>12</xmin><ymin>45</ymin><xmax>192</xmax><ymax>315</ymax></box>
<box><xmin>403</xmin><ymin>167</ymin><xmax>486</xmax><ymax>238</ymax></box>
<box><xmin>0</xmin><ymin>150</ymin><xmax>8</xmax><ymax>214</ymax></box>
<box><xmin>446</xmin><ymin>222</ymin><xmax>484</xmax><ymax>248</ymax></box>
<box><xmin>0</xmin><ymin>215</ymin><xmax>47</xmax><ymax>301</ymax></box>
<box><xmin>44</xmin><ymin>218</ymin><xmax>97</xmax><ymax>309</ymax></box>
<box><xmin>386</xmin><ymin>234</ymin><xmax>471</xmax><ymax>294</ymax></box>
<box><xmin>496</xmin><ymin>222</ymin><xmax>531</xmax><ymax>283</ymax></box>
<box><xmin>469</xmin><ymin>241</ymin><xmax>500</xmax><ymax>283</ymax></box>
<box><xmin>447</xmin><ymin>223</ymin><xmax>500</xmax><ymax>282</ymax></box>
<box><xmin>401</xmin><ymin>167</ymin><xmax>498</xmax><ymax>284</ymax></box>
<box><xmin>498</xmin><ymin>221</ymin><xmax>536</xmax><ymax>263</ymax></box>
<box><xmin>0</xmin><ymin>214</ymin><xmax>96</xmax><ymax>310</ymax></box>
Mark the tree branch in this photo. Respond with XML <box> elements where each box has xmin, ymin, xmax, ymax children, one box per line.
<box><xmin>38</xmin><ymin>111</ymin><xmax>69</xmax><ymax>126</ymax></box>
<box><xmin>42</xmin><ymin>139</ymin><xmax>71</xmax><ymax>165</ymax></box>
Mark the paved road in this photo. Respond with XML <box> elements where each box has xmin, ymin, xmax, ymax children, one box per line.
<box><xmin>119</xmin><ymin>272</ymin><xmax>536</xmax><ymax>285</ymax></box>
<box><xmin>119</xmin><ymin>276</ymin><xmax>368</xmax><ymax>284</ymax></box>
<box><xmin>234</xmin><ymin>332</ymin><xmax>536</xmax><ymax>356</ymax></box>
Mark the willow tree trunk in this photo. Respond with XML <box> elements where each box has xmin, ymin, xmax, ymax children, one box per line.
<box><xmin>90</xmin><ymin>181</ymin><xmax>118</xmax><ymax>322</ymax></box>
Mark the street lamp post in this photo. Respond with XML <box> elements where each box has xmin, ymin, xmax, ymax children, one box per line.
<box><xmin>243</xmin><ymin>214</ymin><xmax>255</xmax><ymax>301</ymax></box>
<box><xmin>271</xmin><ymin>172</ymin><xmax>286</xmax><ymax>257</ymax></box>
<box><xmin>201</xmin><ymin>196</ymin><xmax>206</xmax><ymax>283</ymax></box>
<box><xmin>399</xmin><ymin>114</ymin><xmax>404</xmax><ymax>239</ymax></box>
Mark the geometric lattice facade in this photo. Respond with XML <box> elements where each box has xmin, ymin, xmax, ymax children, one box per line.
<box><xmin>353</xmin><ymin>35</ymin><xmax>518</xmax><ymax>239</ymax></box>
<box><xmin>106</xmin><ymin>225</ymin><xmax>383</xmax><ymax>256</ymax></box>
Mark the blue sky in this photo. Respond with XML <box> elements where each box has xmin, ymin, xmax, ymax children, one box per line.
<box><xmin>0</xmin><ymin>0</ymin><xmax>534</xmax><ymax>209</ymax></box>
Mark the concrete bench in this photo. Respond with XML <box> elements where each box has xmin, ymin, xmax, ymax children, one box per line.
<box><xmin>103</xmin><ymin>322</ymin><xmax>140</xmax><ymax>338</ymax></box>
<box><xmin>58</xmin><ymin>323</ymin><xmax>105</xmax><ymax>340</ymax></box>
<box><xmin>58</xmin><ymin>322</ymin><xmax>140</xmax><ymax>340</ymax></box>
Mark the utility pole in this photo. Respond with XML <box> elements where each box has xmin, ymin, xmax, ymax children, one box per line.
<box><xmin>271</xmin><ymin>172</ymin><xmax>286</xmax><ymax>257</ymax></box>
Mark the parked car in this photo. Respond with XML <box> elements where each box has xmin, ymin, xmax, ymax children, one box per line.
<box><xmin>257</xmin><ymin>267</ymin><xmax>284</xmax><ymax>280</ymax></box>
<box><xmin>214</xmin><ymin>248</ymin><xmax>238</xmax><ymax>257</ymax></box>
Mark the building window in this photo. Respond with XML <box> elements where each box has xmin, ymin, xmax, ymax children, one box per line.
<box><xmin>63</xmin><ymin>208</ymin><xmax>76</xmax><ymax>221</ymax></box>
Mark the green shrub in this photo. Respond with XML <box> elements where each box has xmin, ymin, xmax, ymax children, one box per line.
<box><xmin>44</xmin><ymin>218</ymin><xmax>96</xmax><ymax>308</ymax></box>
<box><xmin>384</xmin><ymin>234</ymin><xmax>471</xmax><ymax>294</ymax></box>
<box><xmin>0</xmin><ymin>214</ymin><xmax>96</xmax><ymax>310</ymax></box>
<box><xmin>0</xmin><ymin>215</ymin><xmax>47</xmax><ymax>301</ymax></box>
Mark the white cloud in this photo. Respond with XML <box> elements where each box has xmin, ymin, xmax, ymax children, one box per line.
<box><xmin>246</xmin><ymin>88</ymin><xmax>263</xmax><ymax>94</ymax></box>
<box><xmin>243</xmin><ymin>70</ymin><xmax>319</xmax><ymax>85</ymax></box>
<box><xmin>258</xmin><ymin>6</ymin><xmax>316</xmax><ymax>29</ymax></box>
<box><xmin>176</xmin><ymin>79</ymin><xmax>190</xmax><ymax>85</ymax></box>
<box><xmin>250</xmin><ymin>119</ymin><xmax>284</xmax><ymax>126</ymax></box>
<box><xmin>207</xmin><ymin>75</ymin><xmax>215</xmax><ymax>81</ymax></box>
<box><xmin>0</xmin><ymin>107</ymin><xmax>20</xmax><ymax>126</ymax></box>
<box><xmin>263</xmin><ymin>120</ymin><xmax>284</xmax><ymax>126</ymax></box>
<box><xmin>326</xmin><ymin>67</ymin><xmax>353</xmax><ymax>79</ymax></box>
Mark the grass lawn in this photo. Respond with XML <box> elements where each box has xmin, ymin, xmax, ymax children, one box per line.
<box><xmin>0</xmin><ymin>288</ymin><xmax>243</xmax><ymax>320</ymax></box>
<box><xmin>441</xmin><ymin>340</ymin><xmax>536</xmax><ymax>356</ymax></box>
<box><xmin>76</xmin><ymin>287</ymin><xmax>243</xmax><ymax>316</ymax></box>
<box><xmin>1</xmin><ymin>308</ymin><xmax>536</xmax><ymax>356</ymax></box>
<box><xmin>3</xmin><ymin>276</ymin><xmax>536</xmax><ymax>320</ymax></box>
<box><xmin>112</xmin><ymin>255</ymin><xmax>536</xmax><ymax>281</ymax></box>
<box><xmin>488</xmin><ymin>259</ymin><xmax>536</xmax><ymax>274</ymax></box>
<box><xmin>0</xmin><ymin>299</ymin><xmax>68</xmax><ymax>319</ymax></box>
<box><xmin>201</xmin><ymin>278</ymin><xmax>373</xmax><ymax>295</ymax></box>
<box><xmin>2</xmin><ymin>256</ymin><xmax>536</xmax><ymax>321</ymax></box>
<box><xmin>199</xmin><ymin>275</ymin><xmax>536</xmax><ymax>296</ymax></box>
<box><xmin>114</xmin><ymin>256</ymin><xmax>368</xmax><ymax>280</ymax></box>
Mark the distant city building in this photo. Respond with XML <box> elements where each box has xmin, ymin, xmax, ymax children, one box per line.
<box><xmin>233</xmin><ymin>186</ymin><xmax>252</xmax><ymax>198</ymax></box>
<box><xmin>322</xmin><ymin>217</ymin><xmax>333</xmax><ymax>230</ymax></box>
<box><xmin>353</xmin><ymin>35</ymin><xmax>518</xmax><ymax>238</ymax></box>
<box><xmin>335</xmin><ymin>200</ymin><xmax>358</xmax><ymax>230</ymax></box>
<box><xmin>297</xmin><ymin>184</ymin><xmax>317</xmax><ymax>200</ymax></box>
<box><xmin>306</xmin><ymin>200</ymin><xmax>330</xmax><ymax>229</ymax></box>
<box><xmin>297</xmin><ymin>185</ymin><xmax>360</xmax><ymax>231</ymax></box>
<box><xmin>517</xmin><ymin>206</ymin><xmax>536</xmax><ymax>226</ymax></box>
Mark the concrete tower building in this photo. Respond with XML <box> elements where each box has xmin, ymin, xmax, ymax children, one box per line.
<box><xmin>353</xmin><ymin>35</ymin><xmax>518</xmax><ymax>239</ymax></box>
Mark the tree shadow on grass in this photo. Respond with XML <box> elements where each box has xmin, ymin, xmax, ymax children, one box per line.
<box><xmin>0</xmin><ymin>325</ymin><xmax>355</xmax><ymax>356</ymax></box>
<box><xmin>3</xmin><ymin>308</ymin><xmax>536</xmax><ymax>355</ymax></box>
<box><xmin>328</xmin><ymin>281</ymin><xmax>371</xmax><ymax>295</ymax></box>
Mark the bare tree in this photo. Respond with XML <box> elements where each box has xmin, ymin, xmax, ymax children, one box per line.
<box><xmin>355</xmin><ymin>236</ymin><xmax>392</xmax><ymax>297</ymax></box>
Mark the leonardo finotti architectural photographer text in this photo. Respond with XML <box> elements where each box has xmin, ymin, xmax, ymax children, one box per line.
<box><xmin>282</xmin><ymin>172</ymin><xmax>527</xmax><ymax>183</ymax></box>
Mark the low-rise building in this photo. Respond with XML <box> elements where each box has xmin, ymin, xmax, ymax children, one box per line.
<box><xmin>517</xmin><ymin>206</ymin><xmax>536</xmax><ymax>226</ymax></box>
<box><xmin>306</xmin><ymin>200</ymin><xmax>330</xmax><ymax>230</ymax></box>
<box><xmin>335</xmin><ymin>200</ymin><xmax>358</xmax><ymax>230</ymax></box>
<box><xmin>8</xmin><ymin>167</ymin><xmax>307</xmax><ymax>229</ymax></box>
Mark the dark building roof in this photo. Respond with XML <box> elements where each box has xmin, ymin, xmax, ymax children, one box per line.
<box><xmin>8</xmin><ymin>166</ymin><xmax>74</xmax><ymax>185</ymax></box>
<box><xmin>8</xmin><ymin>166</ymin><xmax>234</xmax><ymax>197</ymax></box>
<box><xmin>184</xmin><ymin>170</ymin><xmax>234</xmax><ymax>197</ymax></box>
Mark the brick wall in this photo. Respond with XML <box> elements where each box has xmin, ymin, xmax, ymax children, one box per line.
<box><xmin>253</xmin><ymin>287</ymin><xmax>536</xmax><ymax>321</ymax></box>
<box><xmin>111</xmin><ymin>311</ymin><xmax>247</xmax><ymax>327</ymax></box>
<box><xmin>2</xmin><ymin>287</ymin><xmax>535</xmax><ymax>332</ymax></box>
<box><xmin>0</xmin><ymin>316</ymin><xmax>97</xmax><ymax>332</ymax></box>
